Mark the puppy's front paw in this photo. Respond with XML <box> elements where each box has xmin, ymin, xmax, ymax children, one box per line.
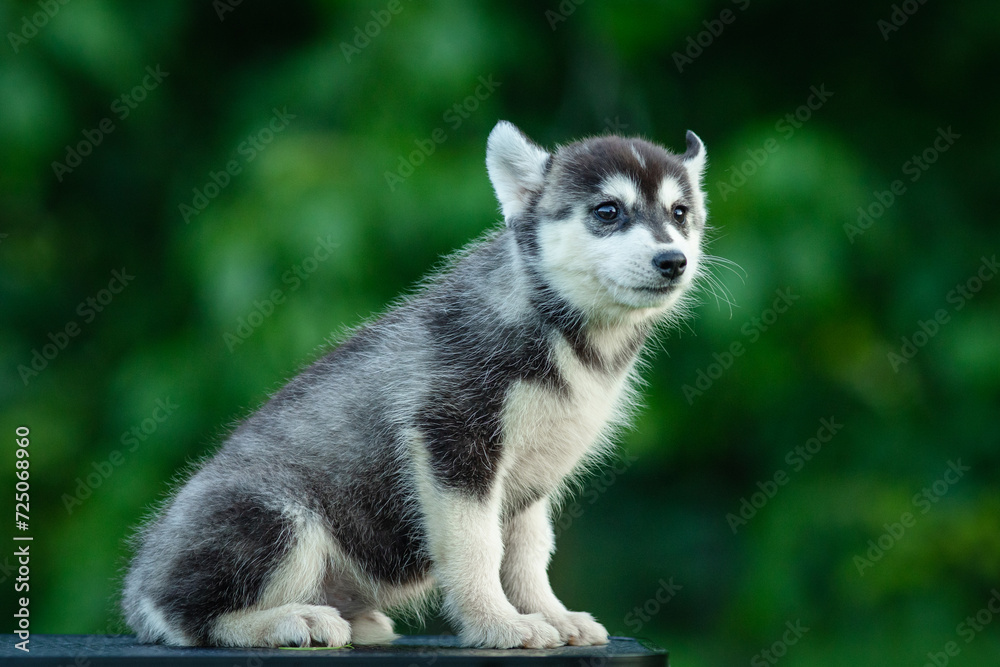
<box><xmin>462</xmin><ymin>612</ymin><xmax>563</xmax><ymax>649</ymax></box>
<box><xmin>544</xmin><ymin>610</ymin><xmax>609</xmax><ymax>646</ymax></box>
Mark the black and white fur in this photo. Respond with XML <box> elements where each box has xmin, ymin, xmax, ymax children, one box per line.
<box><xmin>123</xmin><ymin>121</ymin><xmax>708</xmax><ymax>649</ymax></box>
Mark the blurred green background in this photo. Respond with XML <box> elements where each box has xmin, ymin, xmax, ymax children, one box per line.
<box><xmin>2</xmin><ymin>1</ymin><xmax>998</xmax><ymax>664</ymax></box>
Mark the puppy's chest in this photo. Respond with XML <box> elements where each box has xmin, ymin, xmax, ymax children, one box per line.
<box><xmin>499</xmin><ymin>339</ymin><xmax>634</xmax><ymax>497</ymax></box>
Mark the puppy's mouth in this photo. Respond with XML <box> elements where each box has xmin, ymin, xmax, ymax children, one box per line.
<box><xmin>633</xmin><ymin>283</ymin><xmax>679</xmax><ymax>294</ymax></box>
<box><xmin>602</xmin><ymin>277</ymin><xmax>686</xmax><ymax>302</ymax></box>
<box><xmin>630</xmin><ymin>276</ymin><xmax>692</xmax><ymax>296</ymax></box>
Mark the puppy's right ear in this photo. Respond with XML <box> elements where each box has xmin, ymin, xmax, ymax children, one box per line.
<box><xmin>486</xmin><ymin>121</ymin><xmax>551</xmax><ymax>223</ymax></box>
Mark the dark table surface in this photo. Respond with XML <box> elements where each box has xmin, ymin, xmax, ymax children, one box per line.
<box><xmin>1</xmin><ymin>634</ymin><xmax>667</xmax><ymax>666</ymax></box>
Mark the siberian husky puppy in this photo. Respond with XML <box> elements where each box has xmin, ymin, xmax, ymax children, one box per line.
<box><xmin>123</xmin><ymin>121</ymin><xmax>709</xmax><ymax>649</ymax></box>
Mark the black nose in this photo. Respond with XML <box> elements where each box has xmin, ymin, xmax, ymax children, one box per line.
<box><xmin>652</xmin><ymin>250</ymin><xmax>687</xmax><ymax>279</ymax></box>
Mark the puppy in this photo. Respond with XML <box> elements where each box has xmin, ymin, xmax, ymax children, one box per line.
<box><xmin>123</xmin><ymin>121</ymin><xmax>708</xmax><ymax>649</ymax></box>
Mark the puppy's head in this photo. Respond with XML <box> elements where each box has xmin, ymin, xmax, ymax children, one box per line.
<box><xmin>486</xmin><ymin>121</ymin><xmax>707</xmax><ymax>321</ymax></box>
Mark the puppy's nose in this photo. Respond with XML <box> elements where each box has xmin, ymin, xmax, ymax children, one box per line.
<box><xmin>652</xmin><ymin>250</ymin><xmax>687</xmax><ymax>279</ymax></box>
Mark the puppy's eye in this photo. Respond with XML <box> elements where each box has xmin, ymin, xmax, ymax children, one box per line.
<box><xmin>594</xmin><ymin>202</ymin><xmax>619</xmax><ymax>222</ymax></box>
<box><xmin>672</xmin><ymin>205</ymin><xmax>688</xmax><ymax>224</ymax></box>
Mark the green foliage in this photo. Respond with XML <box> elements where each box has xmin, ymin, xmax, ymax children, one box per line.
<box><xmin>1</xmin><ymin>1</ymin><xmax>997</xmax><ymax>664</ymax></box>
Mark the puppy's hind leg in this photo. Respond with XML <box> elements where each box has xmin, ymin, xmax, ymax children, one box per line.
<box><xmin>213</xmin><ymin>604</ymin><xmax>351</xmax><ymax>648</ymax></box>
<box><xmin>211</xmin><ymin>513</ymin><xmax>351</xmax><ymax>648</ymax></box>
<box><xmin>323</xmin><ymin>568</ymin><xmax>401</xmax><ymax>645</ymax></box>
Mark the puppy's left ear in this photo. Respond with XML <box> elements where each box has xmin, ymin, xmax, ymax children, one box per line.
<box><xmin>682</xmin><ymin>130</ymin><xmax>707</xmax><ymax>184</ymax></box>
<box><xmin>486</xmin><ymin>121</ymin><xmax>551</xmax><ymax>223</ymax></box>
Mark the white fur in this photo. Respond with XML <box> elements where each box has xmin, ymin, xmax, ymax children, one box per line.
<box><xmin>501</xmin><ymin>335</ymin><xmax>635</xmax><ymax>503</ymax></box>
<box><xmin>402</xmin><ymin>305</ymin><xmax>636</xmax><ymax>648</ymax></box>
<box><xmin>487</xmin><ymin>121</ymin><xmax>551</xmax><ymax>221</ymax></box>
<box><xmin>682</xmin><ymin>131</ymin><xmax>707</xmax><ymax>213</ymax></box>
<box><xmin>630</xmin><ymin>144</ymin><xmax>646</xmax><ymax>169</ymax></box>
<box><xmin>212</xmin><ymin>604</ymin><xmax>351</xmax><ymax>648</ymax></box>
<box><xmin>349</xmin><ymin>611</ymin><xmax>399</xmax><ymax>645</ymax></box>
<box><xmin>408</xmin><ymin>436</ymin><xmax>562</xmax><ymax>648</ymax></box>
<box><xmin>139</xmin><ymin>597</ymin><xmax>189</xmax><ymax>646</ymax></box>
<box><xmin>657</xmin><ymin>177</ymin><xmax>683</xmax><ymax>212</ymax></box>
<box><xmin>500</xmin><ymin>501</ymin><xmax>608</xmax><ymax>646</ymax></box>
<box><xmin>258</xmin><ymin>513</ymin><xmax>334</xmax><ymax>608</ymax></box>
<box><xmin>210</xmin><ymin>511</ymin><xmax>402</xmax><ymax>647</ymax></box>
<box><xmin>205</xmin><ymin>515</ymin><xmax>353</xmax><ymax>647</ymax></box>
<box><xmin>600</xmin><ymin>173</ymin><xmax>640</xmax><ymax>209</ymax></box>
<box><xmin>537</xmin><ymin>218</ymin><xmax>692</xmax><ymax>317</ymax></box>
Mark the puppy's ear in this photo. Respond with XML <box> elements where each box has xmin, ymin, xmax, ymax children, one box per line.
<box><xmin>682</xmin><ymin>130</ymin><xmax>707</xmax><ymax>184</ymax></box>
<box><xmin>486</xmin><ymin>121</ymin><xmax>551</xmax><ymax>223</ymax></box>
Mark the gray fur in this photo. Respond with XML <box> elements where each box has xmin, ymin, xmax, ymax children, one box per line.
<box><xmin>123</xmin><ymin>121</ymin><xmax>709</xmax><ymax>648</ymax></box>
